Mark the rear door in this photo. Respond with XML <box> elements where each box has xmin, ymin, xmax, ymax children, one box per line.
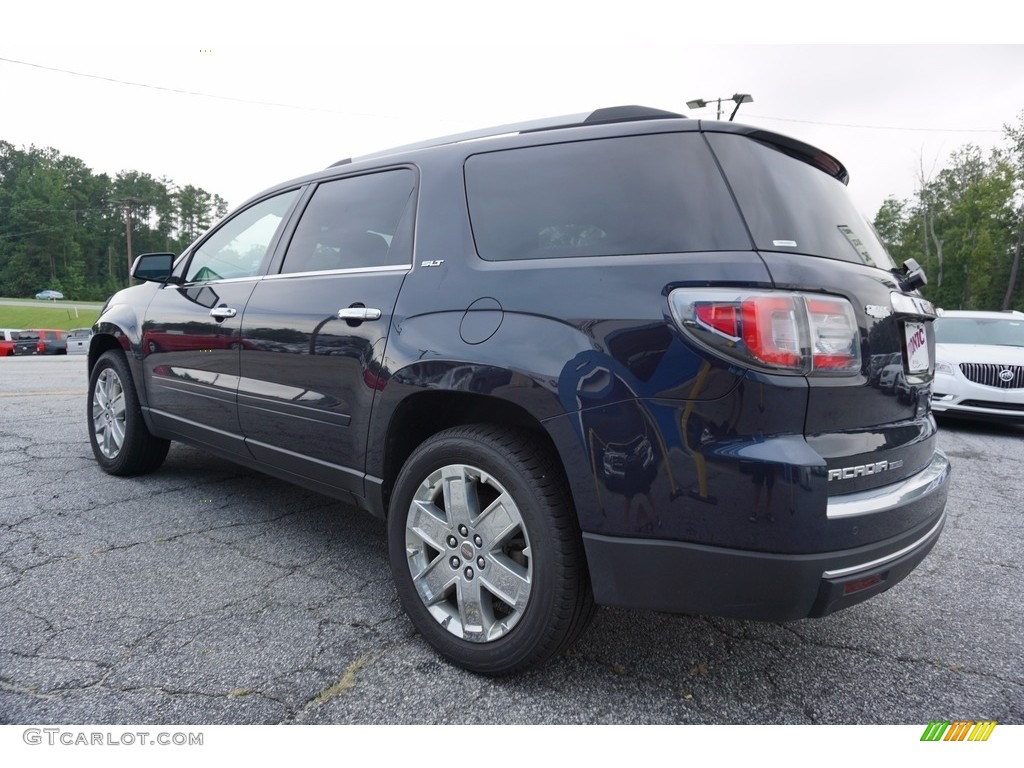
<box><xmin>237</xmin><ymin>168</ymin><xmax>416</xmax><ymax>497</ymax></box>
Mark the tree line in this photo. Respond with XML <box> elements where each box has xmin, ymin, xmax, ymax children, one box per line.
<box><xmin>0</xmin><ymin>141</ymin><xmax>228</xmax><ymax>300</ymax></box>
<box><xmin>3</xmin><ymin>115</ymin><xmax>1024</xmax><ymax>310</ymax></box>
<box><xmin>873</xmin><ymin>113</ymin><xmax>1024</xmax><ymax>312</ymax></box>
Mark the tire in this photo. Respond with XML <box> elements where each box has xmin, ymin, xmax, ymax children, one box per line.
<box><xmin>88</xmin><ymin>350</ymin><xmax>170</xmax><ymax>476</ymax></box>
<box><xmin>388</xmin><ymin>425</ymin><xmax>595</xmax><ymax>675</ymax></box>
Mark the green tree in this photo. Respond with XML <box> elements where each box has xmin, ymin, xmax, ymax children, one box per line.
<box><xmin>1001</xmin><ymin>110</ymin><xmax>1024</xmax><ymax>310</ymax></box>
<box><xmin>1</xmin><ymin>139</ymin><xmax>230</xmax><ymax>300</ymax></box>
<box><xmin>875</xmin><ymin>134</ymin><xmax>1022</xmax><ymax>313</ymax></box>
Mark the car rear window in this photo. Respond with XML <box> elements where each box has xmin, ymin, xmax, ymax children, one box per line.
<box><xmin>464</xmin><ymin>133</ymin><xmax>751</xmax><ymax>261</ymax></box>
<box><xmin>705</xmin><ymin>132</ymin><xmax>896</xmax><ymax>270</ymax></box>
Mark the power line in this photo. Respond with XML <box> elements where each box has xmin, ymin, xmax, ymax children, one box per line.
<box><xmin>3</xmin><ymin>56</ymin><xmax>1008</xmax><ymax>135</ymax></box>
<box><xmin>722</xmin><ymin>111</ymin><xmax>1003</xmax><ymax>134</ymax></box>
<box><xmin>0</xmin><ymin>56</ymin><xmax>349</xmax><ymax>115</ymax></box>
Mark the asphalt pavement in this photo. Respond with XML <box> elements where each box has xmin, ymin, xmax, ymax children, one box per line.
<box><xmin>1</xmin><ymin>356</ymin><xmax>1022</xmax><ymax>724</ymax></box>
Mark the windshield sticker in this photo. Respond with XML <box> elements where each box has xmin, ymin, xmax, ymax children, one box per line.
<box><xmin>772</xmin><ymin>239</ymin><xmax>797</xmax><ymax>247</ymax></box>
<box><xmin>837</xmin><ymin>225</ymin><xmax>876</xmax><ymax>267</ymax></box>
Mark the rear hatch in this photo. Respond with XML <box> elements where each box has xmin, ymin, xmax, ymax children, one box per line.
<box><xmin>704</xmin><ymin>126</ymin><xmax>942</xmax><ymax>548</ymax></box>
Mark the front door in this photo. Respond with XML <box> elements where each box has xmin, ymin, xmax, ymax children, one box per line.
<box><xmin>142</xmin><ymin>189</ymin><xmax>301</xmax><ymax>454</ymax></box>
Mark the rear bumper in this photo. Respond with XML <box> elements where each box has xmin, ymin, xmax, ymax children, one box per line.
<box><xmin>583</xmin><ymin>451</ymin><xmax>950</xmax><ymax>621</ymax></box>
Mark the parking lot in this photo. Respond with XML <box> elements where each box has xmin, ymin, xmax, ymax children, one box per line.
<box><xmin>1</xmin><ymin>355</ymin><xmax>1022</xmax><ymax>725</ymax></box>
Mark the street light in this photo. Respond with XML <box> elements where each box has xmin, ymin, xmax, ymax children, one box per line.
<box><xmin>686</xmin><ymin>93</ymin><xmax>753</xmax><ymax>121</ymax></box>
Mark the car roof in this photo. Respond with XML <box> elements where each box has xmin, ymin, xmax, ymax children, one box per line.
<box><xmin>236</xmin><ymin>105</ymin><xmax>850</xmax><ymax>209</ymax></box>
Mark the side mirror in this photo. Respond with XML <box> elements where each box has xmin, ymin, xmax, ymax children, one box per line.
<box><xmin>132</xmin><ymin>253</ymin><xmax>176</xmax><ymax>283</ymax></box>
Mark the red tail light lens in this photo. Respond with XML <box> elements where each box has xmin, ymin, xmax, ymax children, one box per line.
<box><xmin>694</xmin><ymin>303</ymin><xmax>740</xmax><ymax>338</ymax></box>
<box><xmin>741</xmin><ymin>296</ymin><xmax>802</xmax><ymax>368</ymax></box>
<box><xmin>671</xmin><ymin>289</ymin><xmax>861</xmax><ymax>375</ymax></box>
<box><xmin>37</xmin><ymin>341</ymin><xmax>45</xmax><ymax>353</ymax></box>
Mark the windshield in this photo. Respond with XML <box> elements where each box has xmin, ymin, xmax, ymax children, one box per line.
<box><xmin>934</xmin><ymin>317</ymin><xmax>1024</xmax><ymax>347</ymax></box>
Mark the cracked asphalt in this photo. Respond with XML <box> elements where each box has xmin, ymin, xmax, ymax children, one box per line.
<box><xmin>1</xmin><ymin>356</ymin><xmax>1021</xmax><ymax>725</ymax></box>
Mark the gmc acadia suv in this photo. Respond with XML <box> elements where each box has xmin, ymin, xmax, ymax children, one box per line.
<box><xmin>87</xmin><ymin>106</ymin><xmax>951</xmax><ymax>674</ymax></box>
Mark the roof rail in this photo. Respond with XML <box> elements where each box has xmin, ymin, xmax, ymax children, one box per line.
<box><xmin>329</xmin><ymin>105</ymin><xmax>685</xmax><ymax>167</ymax></box>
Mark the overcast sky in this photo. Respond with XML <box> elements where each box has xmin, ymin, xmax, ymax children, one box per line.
<box><xmin>4</xmin><ymin>4</ymin><xmax>1023</xmax><ymax>223</ymax></box>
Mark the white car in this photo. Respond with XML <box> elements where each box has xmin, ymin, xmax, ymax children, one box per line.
<box><xmin>931</xmin><ymin>309</ymin><xmax>1024</xmax><ymax>422</ymax></box>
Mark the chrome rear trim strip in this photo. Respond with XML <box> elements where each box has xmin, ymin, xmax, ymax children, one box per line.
<box><xmin>827</xmin><ymin>450</ymin><xmax>950</xmax><ymax>520</ymax></box>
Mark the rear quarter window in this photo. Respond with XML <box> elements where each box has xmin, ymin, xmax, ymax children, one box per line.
<box><xmin>464</xmin><ymin>133</ymin><xmax>750</xmax><ymax>261</ymax></box>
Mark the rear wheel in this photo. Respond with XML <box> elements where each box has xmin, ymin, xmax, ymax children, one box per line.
<box><xmin>388</xmin><ymin>425</ymin><xmax>594</xmax><ymax>675</ymax></box>
<box><xmin>88</xmin><ymin>350</ymin><xmax>170</xmax><ymax>475</ymax></box>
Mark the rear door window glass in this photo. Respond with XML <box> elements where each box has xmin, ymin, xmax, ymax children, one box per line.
<box><xmin>279</xmin><ymin>169</ymin><xmax>416</xmax><ymax>274</ymax></box>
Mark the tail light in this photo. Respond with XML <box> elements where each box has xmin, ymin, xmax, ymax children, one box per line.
<box><xmin>37</xmin><ymin>341</ymin><xmax>45</xmax><ymax>354</ymax></box>
<box><xmin>670</xmin><ymin>289</ymin><xmax>861</xmax><ymax>375</ymax></box>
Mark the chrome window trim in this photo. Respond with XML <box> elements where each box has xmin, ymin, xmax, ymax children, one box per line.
<box><xmin>263</xmin><ymin>264</ymin><xmax>411</xmax><ymax>280</ymax></box>
<box><xmin>178</xmin><ymin>275</ymin><xmax>264</xmax><ymax>287</ymax></box>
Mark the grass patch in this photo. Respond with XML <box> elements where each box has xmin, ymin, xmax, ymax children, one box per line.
<box><xmin>0</xmin><ymin>303</ymin><xmax>102</xmax><ymax>331</ymax></box>
<box><xmin>313</xmin><ymin>652</ymin><xmax>373</xmax><ymax>705</ymax></box>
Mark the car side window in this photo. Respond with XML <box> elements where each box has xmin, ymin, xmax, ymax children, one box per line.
<box><xmin>464</xmin><ymin>133</ymin><xmax>750</xmax><ymax>261</ymax></box>
<box><xmin>279</xmin><ymin>169</ymin><xmax>416</xmax><ymax>275</ymax></box>
<box><xmin>185</xmin><ymin>190</ymin><xmax>300</xmax><ymax>283</ymax></box>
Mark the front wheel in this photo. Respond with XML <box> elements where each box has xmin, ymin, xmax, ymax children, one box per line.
<box><xmin>388</xmin><ymin>425</ymin><xmax>594</xmax><ymax>675</ymax></box>
<box><xmin>88</xmin><ymin>350</ymin><xmax>170</xmax><ymax>476</ymax></box>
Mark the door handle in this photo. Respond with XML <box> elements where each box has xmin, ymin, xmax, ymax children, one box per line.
<box><xmin>337</xmin><ymin>307</ymin><xmax>382</xmax><ymax>321</ymax></box>
<box><xmin>209</xmin><ymin>306</ymin><xmax>237</xmax><ymax>319</ymax></box>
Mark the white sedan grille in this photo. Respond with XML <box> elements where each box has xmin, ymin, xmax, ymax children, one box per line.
<box><xmin>959</xmin><ymin>363</ymin><xmax>1024</xmax><ymax>389</ymax></box>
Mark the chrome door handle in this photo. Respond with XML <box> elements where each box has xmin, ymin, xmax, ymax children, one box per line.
<box><xmin>337</xmin><ymin>307</ymin><xmax>382</xmax><ymax>321</ymax></box>
<box><xmin>209</xmin><ymin>306</ymin><xmax>237</xmax><ymax>319</ymax></box>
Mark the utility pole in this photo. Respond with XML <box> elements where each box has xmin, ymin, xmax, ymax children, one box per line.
<box><xmin>124</xmin><ymin>202</ymin><xmax>133</xmax><ymax>284</ymax></box>
<box><xmin>117</xmin><ymin>197</ymin><xmax>141</xmax><ymax>286</ymax></box>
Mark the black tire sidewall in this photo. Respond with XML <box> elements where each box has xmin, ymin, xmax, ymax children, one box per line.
<box><xmin>388</xmin><ymin>428</ymin><xmax>573</xmax><ymax>675</ymax></box>
<box><xmin>87</xmin><ymin>350</ymin><xmax>158</xmax><ymax>475</ymax></box>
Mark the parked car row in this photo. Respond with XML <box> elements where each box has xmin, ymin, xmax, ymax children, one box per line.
<box><xmin>0</xmin><ymin>328</ymin><xmax>83</xmax><ymax>356</ymax></box>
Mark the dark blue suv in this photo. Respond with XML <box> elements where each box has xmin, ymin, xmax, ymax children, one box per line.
<box><xmin>87</xmin><ymin>106</ymin><xmax>950</xmax><ymax>674</ymax></box>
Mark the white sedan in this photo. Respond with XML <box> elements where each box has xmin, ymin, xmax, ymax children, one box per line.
<box><xmin>931</xmin><ymin>309</ymin><xmax>1024</xmax><ymax>422</ymax></box>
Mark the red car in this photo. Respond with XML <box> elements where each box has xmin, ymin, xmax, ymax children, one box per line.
<box><xmin>1</xmin><ymin>329</ymin><xmax>21</xmax><ymax>356</ymax></box>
